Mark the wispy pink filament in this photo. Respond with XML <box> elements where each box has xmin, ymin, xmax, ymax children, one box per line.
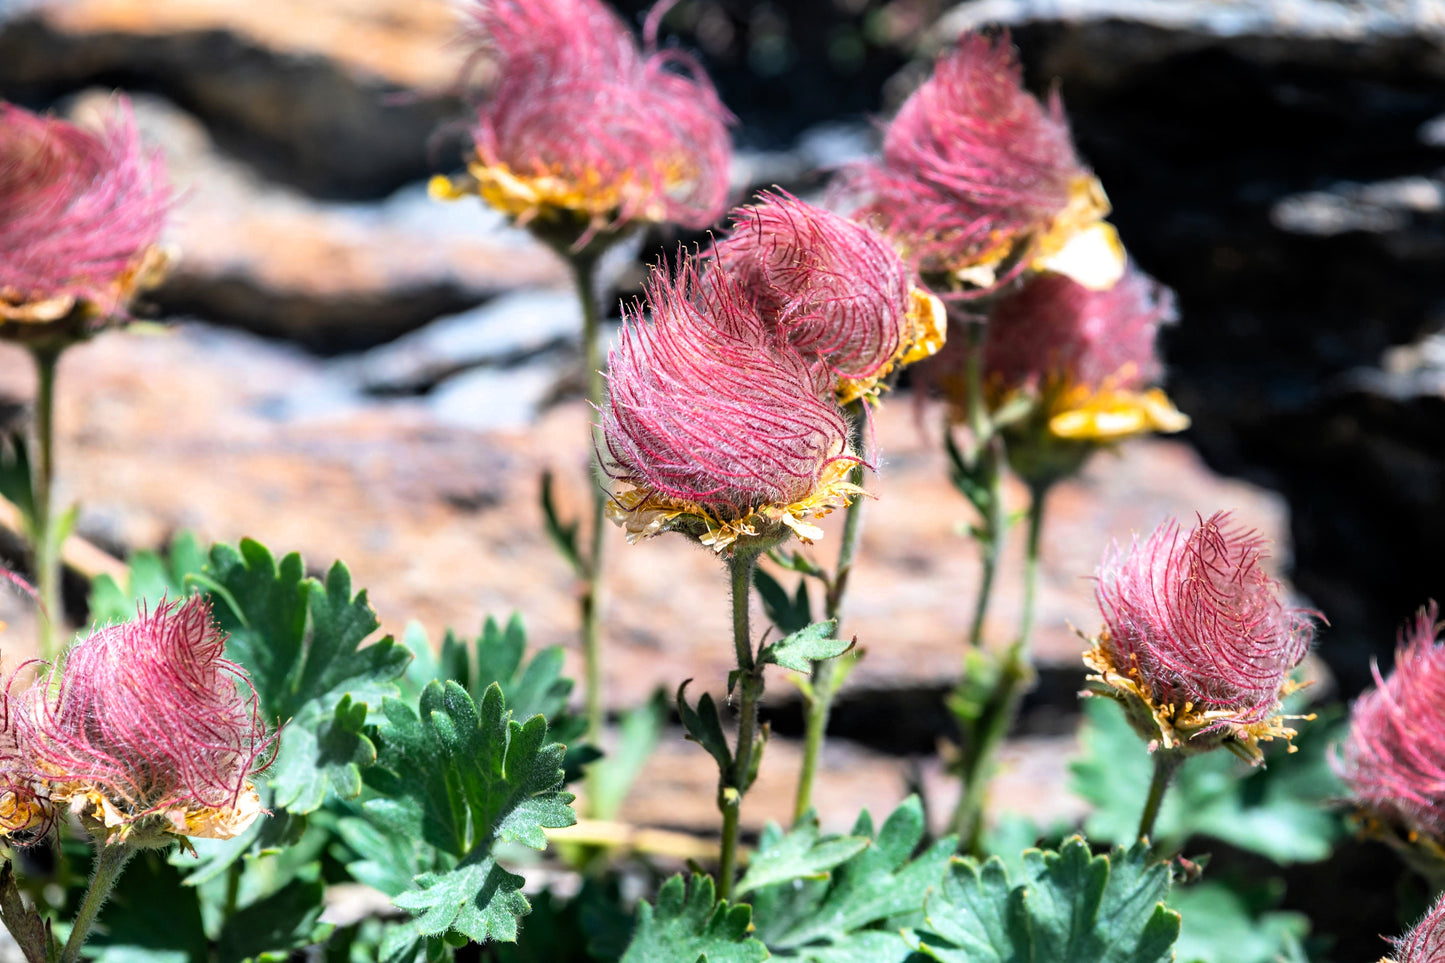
<box><xmin>600</xmin><ymin>258</ymin><xmax>850</xmax><ymax>518</ymax></box>
<box><xmin>712</xmin><ymin>192</ymin><xmax>912</xmax><ymax>389</ymax></box>
<box><xmin>25</xmin><ymin>597</ymin><xmax>270</xmax><ymax>818</ymax></box>
<box><xmin>983</xmin><ymin>265</ymin><xmax>1175</xmax><ymax>395</ymax></box>
<box><xmin>465</xmin><ymin>0</ymin><xmax>732</xmax><ymax>228</ymax></box>
<box><xmin>0</xmin><ymin>98</ymin><xmax>168</xmax><ymax>316</ymax></box>
<box><xmin>1389</xmin><ymin>893</ymin><xmax>1445</xmax><ymax>963</ymax></box>
<box><xmin>1336</xmin><ymin>603</ymin><xmax>1445</xmax><ymax>840</ymax></box>
<box><xmin>843</xmin><ymin>31</ymin><xmax>1086</xmax><ymax>275</ymax></box>
<box><xmin>1095</xmin><ymin>512</ymin><xmax>1315</xmax><ymax>730</ymax></box>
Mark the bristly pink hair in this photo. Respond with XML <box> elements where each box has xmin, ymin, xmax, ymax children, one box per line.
<box><xmin>1388</xmin><ymin>893</ymin><xmax>1445</xmax><ymax>963</ymax></box>
<box><xmin>983</xmin><ymin>265</ymin><xmax>1175</xmax><ymax>395</ymax></box>
<box><xmin>0</xmin><ymin>98</ymin><xmax>169</xmax><ymax>316</ymax></box>
<box><xmin>465</xmin><ymin>0</ymin><xmax>733</xmax><ymax>229</ymax></box>
<box><xmin>1335</xmin><ymin>603</ymin><xmax>1445</xmax><ymax>841</ymax></box>
<box><xmin>24</xmin><ymin>596</ymin><xmax>271</xmax><ymax>820</ymax></box>
<box><xmin>600</xmin><ymin>256</ymin><xmax>850</xmax><ymax>518</ymax></box>
<box><xmin>841</xmin><ymin>30</ymin><xmax>1085</xmax><ymax>276</ymax></box>
<box><xmin>1096</xmin><ymin>512</ymin><xmax>1315</xmax><ymax>731</ymax></box>
<box><xmin>712</xmin><ymin>192</ymin><xmax>912</xmax><ymax>389</ymax></box>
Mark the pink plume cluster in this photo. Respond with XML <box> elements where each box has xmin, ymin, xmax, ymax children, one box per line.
<box><xmin>1336</xmin><ymin>603</ymin><xmax>1445</xmax><ymax>842</ymax></box>
<box><xmin>0</xmin><ymin>98</ymin><xmax>168</xmax><ymax>320</ymax></box>
<box><xmin>982</xmin><ymin>265</ymin><xmax>1174</xmax><ymax>396</ymax></box>
<box><xmin>712</xmin><ymin>192</ymin><xmax>913</xmax><ymax>389</ymax></box>
<box><xmin>465</xmin><ymin>0</ymin><xmax>732</xmax><ymax>228</ymax></box>
<box><xmin>1387</xmin><ymin>893</ymin><xmax>1445</xmax><ymax>963</ymax></box>
<box><xmin>1095</xmin><ymin>512</ymin><xmax>1315</xmax><ymax>732</ymax></box>
<box><xmin>24</xmin><ymin>597</ymin><xmax>270</xmax><ymax>835</ymax></box>
<box><xmin>844</xmin><ymin>31</ymin><xmax>1085</xmax><ymax>275</ymax></box>
<box><xmin>600</xmin><ymin>258</ymin><xmax>850</xmax><ymax>518</ymax></box>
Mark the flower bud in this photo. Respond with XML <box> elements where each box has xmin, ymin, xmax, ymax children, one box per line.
<box><xmin>712</xmin><ymin>192</ymin><xmax>945</xmax><ymax>403</ymax></box>
<box><xmin>432</xmin><ymin>0</ymin><xmax>733</xmax><ymax>246</ymax></box>
<box><xmin>24</xmin><ymin>597</ymin><xmax>271</xmax><ymax>845</ymax></box>
<box><xmin>1084</xmin><ymin>512</ymin><xmax>1317</xmax><ymax>762</ymax></box>
<box><xmin>0</xmin><ymin>98</ymin><xmax>169</xmax><ymax>335</ymax></box>
<box><xmin>1336</xmin><ymin>604</ymin><xmax>1445</xmax><ymax>854</ymax></box>
<box><xmin>842</xmin><ymin>31</ymin><xmax>1121</xmax><ymax>290</ymax></box>
<box><xmin>600</xmin><ymin>257</ymin><xmax>862</xmax><ymax>553</ymax></box>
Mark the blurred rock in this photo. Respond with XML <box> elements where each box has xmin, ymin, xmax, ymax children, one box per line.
<box><xmin>0</xmin><ymin>4</ymin><xmax>464</xmax><ymax>199</ymax></box>
<box><xmin>351</xmin><ymin>291</ymin><xmax>583</xmax><ymax>395</ymax></box>
<box><xmin>62</xmin><ymin>90</ymin><xmax>567</xmax><ymax>352</ymax></box>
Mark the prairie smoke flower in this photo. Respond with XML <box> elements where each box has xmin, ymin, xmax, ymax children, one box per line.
<box><xmin>843</xmin><ymin>31</ymin><xmax>1121</xmax><ymax>291</ymax></box>
<box><xmin>431</xmin><ymin>0</ymin><xmax>733</xmax><ymax>245</ymax></box>
<box><xmin>600</xmin><ymin>259</ymin><xmax>863</xmax><ymax>554</ymax></box>
<box><xmin>711</xmin><ymin>192</ymin><xmax>946</xmax><ymax>404</ymax></box>
<box><xmin>0</xmin><ymin>98</ymin><xmax>169</xmax><ymax>334</ymax></box>
<box><xmin>24</xmin><ymin>597</ymin><xmax>271</xmax><ymax>845</ymax></box>
<box><xmin>1336</xmin><ymin>604</ymin><xmax>1445</xmax><ymax>851</ymax></box>
<box><xmin>1384</xmin><ymin>893</ymin><xmax>1445</xmax><ymax>963</ymax></box>
<box><xmin>1085</xmin><ymin>512</ymin><xmax>1317</xmax><ymax>762</ymax></box>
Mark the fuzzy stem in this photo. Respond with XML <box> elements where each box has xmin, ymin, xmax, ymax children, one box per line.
<box><xmin>1018</xmin><ymin>480</ymin><xmax>1052</xmax><ymax>660</ymax></box>
<box><xmin>718</xmin><ymin>549</ymin><xmax>761</xmax><ymax>903</ymax></box>
<box><xmin>1137</xmin><ymin>749</ymin><xmax>1185</xmax><ymax>843</ymax></box>
<box><xmin>962</xmin><ymin>318</ymin><xmax>1004</xmax><ymax>651</ymax></box>
<box><xmin>793</xmin><ymin>402</ymin><xmax>867</xmax><ymax>823</ymax></box>
<box><xmin>570</xmin><ymin>252</ymin><xmax>608</xmax><ymax>805</ymax></box>
<box><xmin>60</xmin><ymin>844</ymin><xmax>135</xmax><ymax>963</ymax></box>
<box><xmin>29</xmin><ymin>345</ymin><xmax>62</xmax><ymax>660</ymax></box>
<box><xmin>951</xmin><ymin>643</ymin><xmax>1028</xmax><ymax>854</ymax></box>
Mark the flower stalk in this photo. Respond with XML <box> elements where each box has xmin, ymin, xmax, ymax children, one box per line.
<box><xmin>29</xmin><ymin>345</ymin><xmax>62</xmax><ymax>660</ymax></box>
<box><xmin>793</xmin><ymin>402</ymin><xmax>867</xmax><ymax>822</ymax></box>
<box><xmin>569</xmin><ymin>250</ymin><xmax>609</xmax><ymax>784</ymax></box>
<box><xmin>718</xmin><ymin>547</ymin><xmax>762</xmax><ymax>903</ymax></box>
<box><xmin>59</xmin><ymin>842</ymin><xmax>135</xmax><ymax>963</ymax></box>
<box><xmin>1137</xmin><ymin>748</ymin><xmax>1185</xmax><ymax>843</ymax></box>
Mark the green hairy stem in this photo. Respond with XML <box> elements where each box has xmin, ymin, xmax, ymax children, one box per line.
<box><xmin>60</xmin><ymin>843</ymin><xmax>135</xmax><ymax>963</ymax></box>
<box><xmin>718</xmin><ymin>548</ymin><xmax>763</xmax><ymax>903</ymax></box>
<box><xmin>30</xmin><ymin>345</ymin><xmax>62</xmax><ymax>661</ymax></box>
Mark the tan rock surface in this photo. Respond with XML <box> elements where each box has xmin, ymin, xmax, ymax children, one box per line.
<box><xmin>31</xmin><ymin>0</ymin><xmax>464</xmax><ymax>89</ymax></box>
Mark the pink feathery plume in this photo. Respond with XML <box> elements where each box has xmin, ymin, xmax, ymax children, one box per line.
<box><xmin>1336</xmin><ymin>603</ymin><xmax>1445</xmax><ymax>841</ymax></box>
<box><xmin>1095</xmin><ymin>512</ymin><xmax>1315</xmax><ymax>732</ymax></box>
<box><xmin>983</xmin><ymin>264</ymin><xmax>1175</xmax><ymax>395</ymax></box>
<box><xmin>25</xmin><ymin>596</ymin><xmax>271</xmax><ymax>825</ymax></box>
<box><xmin>600</xmin><ymin>257</ymin><xmax>850</xmax><ymax>518</ymax></box>
<box><xmin>0</xmin><ymin>98</ymin><xmax>169</xmax><ymax>318</ymax></box>
<box><xmin>1387</xmin><ymin>893</ymin><xmax>1445</xmax><ymax>963</ymax></box>
<box><xmin>712</xmin><ymin>192</ymin><xmax>912</xmax><ymax>388</ymax></box>
<box><xmin>843</xmin><ymin>30</ymin><xmax>1085</xmax><ymax>276</ymax></box>
<box><xmin>465</xmin><ymin>0</ymin><xmax>733</xmax><ymax>229</ymax></box>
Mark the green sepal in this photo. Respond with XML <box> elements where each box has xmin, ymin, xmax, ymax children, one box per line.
<box><xmin>618</xmin><ymin>874</ymin><xmax>768</xmax><ymax>963</ymax></box>
<box><xmin>676</xmin><ymin>680</ymin><xmax>732</xmax><ymax>773</ymax></box>
<box><xmin>758</xmin><ymin>620</ymin><xmax>850</xmax><ymax>673</ymax></box>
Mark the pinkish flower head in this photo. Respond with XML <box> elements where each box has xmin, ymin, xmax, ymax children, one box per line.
<box><xmin>842</xmin><ymin>31</ymin><xmax>1103</xmax><ymax>286</ymax></box>
<box><xmin>435</xmin><ymin>0</ymin><xmax>733</xmax><ymax>240</ymax></box>
<box><xmin>600</xmin><ymin>256</ymin><xmax>861</xmax><ymax>553</ymax></box>
<box><xmin>0</xmin><ymin>98</ymin><xmax>169</xmax><ymax>327</ymax></box>
<box><xmin>1335</xmin><ymin>603</ymin><xmax>1445</xmax><ymax>845</ymax></box>
<box><xmin>711</xmin><ymin>192</ymin><xmax>946</xmax><ymax>402</ymax></box>
<box><xmin>1085</xmin><ymin>512</ymin><xmax>1317</xmax><ymax>761</ymax></box>
<box><xmin>1385</xmin><ymin>893</ymin><xmax>1445</xmax><ymax>963</ymax></box>
<box><xmin>24</xmin><ymin>596</ymin><xmax>271</xmax><ymax>844</ymax></box>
